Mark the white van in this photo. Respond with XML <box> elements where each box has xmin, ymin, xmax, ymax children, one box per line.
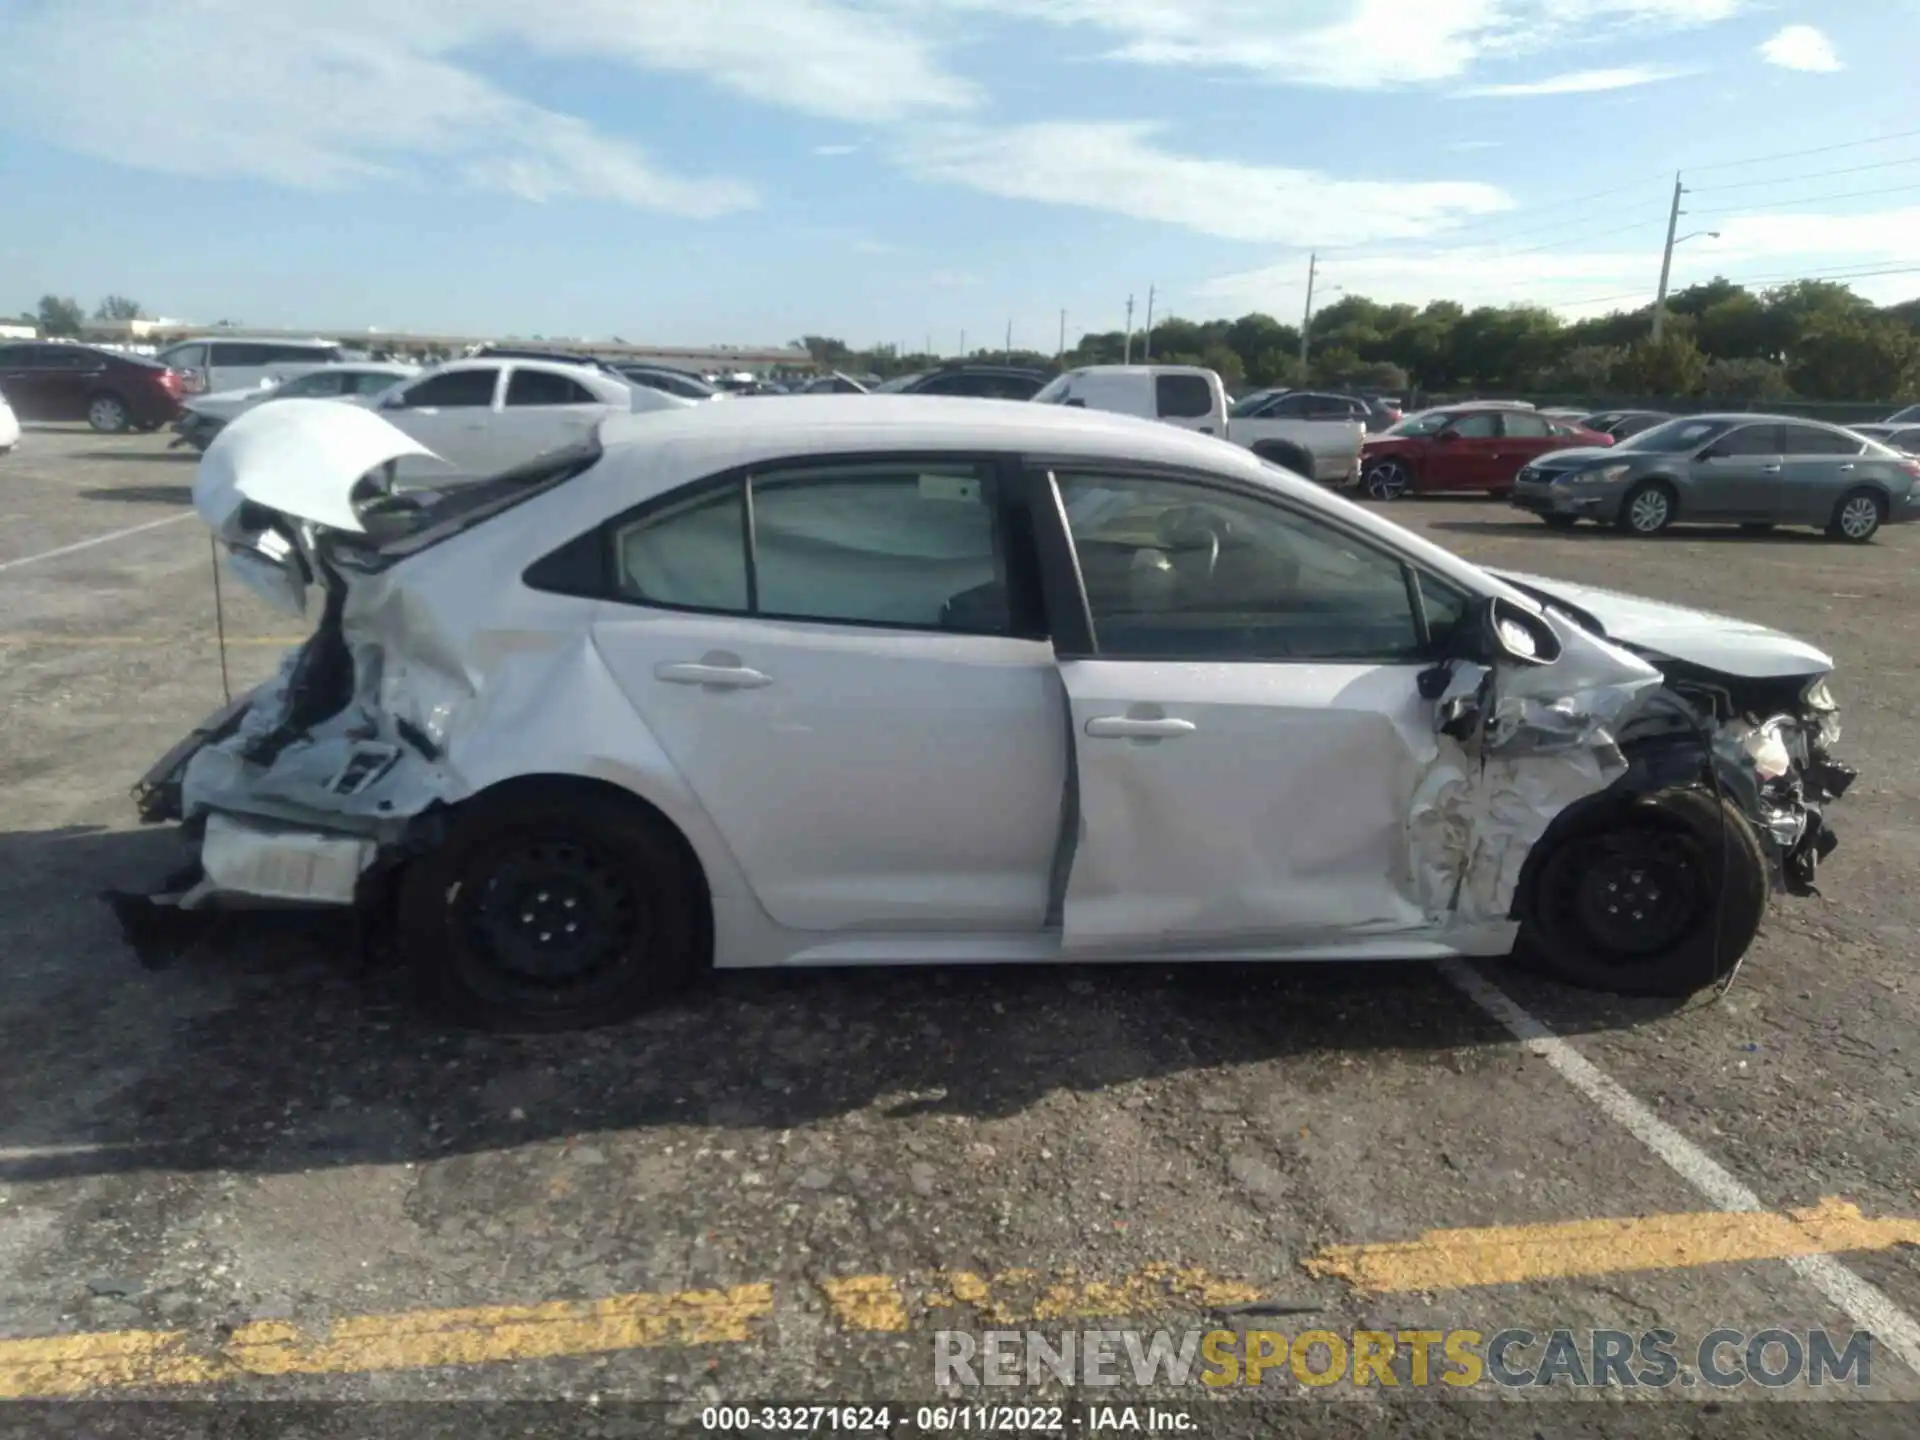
<box><xmin>153</xmin><ymin>336</ymin><xmax>349</xmax><ymax>398</ymax></box>
<box><xmin>1034</xmin><ymin>364</ymin><xmax>1366</xmax><ymax>484</ymax></box>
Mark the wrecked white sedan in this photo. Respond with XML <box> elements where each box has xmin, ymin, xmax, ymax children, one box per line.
<box><xmin>118</xmin><ymin>396</ymin><xmax>1855</xmax><ymax>1030</ymax></box>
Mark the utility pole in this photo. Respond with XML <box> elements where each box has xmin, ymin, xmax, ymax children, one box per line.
<box><xmin>1123</xmin><ymin>295</ymin><xmax>1134</xmax><ymax>364</ymax></box>
<box><xmin>1652</xmin><ymin>172</ymin><xmax>1685</xmax><ymax>343</ymax></box>
<box><xmin>1057</xmin><ymin>308</ymin><xmax>1066</xmax><ymax>360</ymax></box>
<box><xmin>1004</xmin><ymin>318</ymin><xmax>1013</xmax><ymax>359</ymax></box>
<box><xmin>926</xmin><ymin>332</ymin><xmax>933</xmax><ymax>358</ymax></box>
<box><xmin>1142</xmin><ymin>284</ymin><xmax>1156</xmax><ymax>361</ymax></box>
<box><xmin>959</xmin><ymin>329</ymin><xmax>966</xmax><ymax>358</ymax></box>
<box><xmin>1298</xmin><ymin>251</ymin><xmax>1317</xmax><ymax>368</ymax></box>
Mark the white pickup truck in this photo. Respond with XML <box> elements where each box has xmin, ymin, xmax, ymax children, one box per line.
<box><xmin>1032</xmin><ymin>365</ymin><xmax>1365</xmax><ymax>485</ymax></box>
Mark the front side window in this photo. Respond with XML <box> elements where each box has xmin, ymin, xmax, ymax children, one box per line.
<box><xmin>350</xmin><ymin>370</ymin><xmax>407</xmax><ymax>395</ymax></box>
<box><xmin>1618</xmin><ymin>417</ymin><xmax>1732</xmax><ymax>453</ymax></box>
<box><xmin>159</xmin><ymin>343</ymin><xmax>207</xmax><ymax>371</ymax></box>
<box><xmin>402</xmin><ymin>368</ymin><xmax>499</xmax><ymax>408</ymax></box>
<box><xmin>506</xmin><ymin>368</ymin><xmax>598</xmax><ymax>406</ymax></box>
<box><xmin>611</xmin><ymin>460</ymin><xmax>1009</xmax><ymax>634</ymax></box>
<box><xmin>1055</xmin><ymin>472</ymin><xmax>1433</xmax><ymax>662</ymax></box>
<box><xmin>1387</xmin><ymin>410</ymin><xmax>1459</xmax><ymax>437</ymax></box>
<box><xmin>1446</xmin><ymin>413</ymin><xmax>1501</xmax><ymax>438</ymax></box>
<box><xmin>1155</xmin><ymin>374</ymin><xmax>1214</xmax><ymax>419</ymax></box>
<box><xmin>1710</xmin><ymin>424</ymin><xmax>1782</xmax><ymax>457</ymax></box>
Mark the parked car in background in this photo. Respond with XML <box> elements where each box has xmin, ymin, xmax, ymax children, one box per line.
<box><xmin>1036</xmin><ymin>365</ymin><xmax>1365</xmax><ymax>483</ymax></box>
<box><xmin>1359</xmin><ymin>406</ymin><xmax>1613</xmax><ymax>499</ymax></box>
<box><xmin>1232</xmin><ymin>388</ymin><xmax>1400</xmax><ymax>434</ymax></box>
<box><xmin>0</xmin><ymin>341</ymin><xmax>184</xmax><ymax>432</ymax></box>
<box><xmin>798</xmin><ymin>372</ymin><xmax>870</xmax><ymax>394</ymax></box>
<box><xmin>154</xmin><ymin>336</ymin><xmax>347</xmax><ymax>398</ymax></box>
<box><xmin>1883</xmin><ymin>403</ymin><xmax>1920</xmax><ymax>424</ymax></box>
<box><xmin>133</xmin><ymin>395</ymin><xmax>1856</xmax><ymax>1028</ymax></box>
<box><xmin>0</xmin><ymin>391</ymin><xmax>17</xmax><ymax>454</ymax></box>
<box><xmin>171</xmin><ymin>362</ymin><xmax>419</xmax><ymax>451</ymax></box>
<box><xmin>467</xmin><ymin>344</ymin><xmax>625</xmax><ymax>376</ymax></box>
<box><xmin>1510</xmin><ymin>413</ymin><xmax>1920</xmax><ymax>541</ymax></box>
<box><xmin>871</xmin><ymin>363</ymin><xmax>1052</xmax><ymax>399</ymax></box>
<box><xmin>1540</xmin><ymin>407</ymin><xmax>1593</xmax><ymax>422</ymax></box>
<box><xmin>1595</xmin><ymin>410</ymin><xmax>1672</xmax><ymax>441</ymax></box>
<box><xmin>370</xmin><ymin>357</ymin><xmax>693</xmax><ymax>485</ymax></box>
<box><xmin>1852</xmin><ymin>423</ymin><xmax>1920</xmax><ymax>454</ymax></box>
<box><xmin>618</xmin><ymin>365</ymin><xmax>724</xmax><ymax>401</ymax></box>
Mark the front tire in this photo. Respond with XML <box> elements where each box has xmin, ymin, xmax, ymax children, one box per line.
<box><xmin>1617</xmin><ymin>480</ymin><xmax>1675</xmax><ymax>536</ymax></box>
<box><xmin>1827</xmin><ymin>488</ymin><xmax>1884</xmax><ymax>544</ymax></box>
<box><xmin>86</xmin><ymin>392</ymin><xmax>130</xmax><ymax>433</ymax></box>
<box><xmin>1362</xmin><ymin>458</ymin><xmax>1411</xmax><ymax>500</ymax></box>
<box><xmin>398</xmin><ymin>785</ymin><xmax>706</xmax><ymax>1031</ymax></box>
<box><xmin>1519</xmin><ymin>789</ymin><xmax>1767</xmax><ymax>997</ymax></box>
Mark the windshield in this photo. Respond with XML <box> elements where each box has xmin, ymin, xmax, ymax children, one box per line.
<box><xmin>1384</xmin><ymin>409</ymin><xmax>1459</xmax><ymax>437</ymax></box>
<box><xmin>1614</xmin><ymin>417</ymin><xmax>1736</xmax><ymax>453</ymax></box>
<box><xmin>872</xmin><ymin>370</ymin><xmax>929</xmax><ymax>394</ymax></box>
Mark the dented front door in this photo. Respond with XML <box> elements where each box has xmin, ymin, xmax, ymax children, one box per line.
<box><xmin>1043</xmin><ymin>467</ymin><xmax>1461</xmax><ymax>951</ymax></box>
<box><xmin>1056</xmin><ymin>657</ymin><xmax>1444</xmax><ymax>950</ymax></box>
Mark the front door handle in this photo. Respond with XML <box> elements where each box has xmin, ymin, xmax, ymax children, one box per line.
<box><xmin>1761</xmin><ymin>463</ymin><xmax>1782</xmax><ymax>473</ymax></box>
<box><xmin>1085</xmin><ymin>715</ymin><xmax>1196</xmax><ymax>739</ymax></box>
<box><xmin>656</xmin><ymin>661</ymin><xmax>772</xmax><ymax>690</ymax></box>
<box><xmin>1836</xmin><ymin>462</ymin><xmax>1855</xmax><ymax>472</ymax></box>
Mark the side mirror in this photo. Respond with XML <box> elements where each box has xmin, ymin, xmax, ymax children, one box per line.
<box><xmin>1696</xmin><ymin>444</ymin><xmax>1724</xmax><ymax>461</ymax></box>
<box><xmin>1479</xmin><ymin>595</ymin><xmax>1562</xmax><ymax>666</ymax></box>
<box><xmin>380</xmin><ymin>392</ymin><xmax>407</xmax><ymax>410</ymax></box>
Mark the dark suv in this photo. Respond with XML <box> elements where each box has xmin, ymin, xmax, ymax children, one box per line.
<box><xmin>870</xmin><ymin>364</ymin><xmax>1052</xmax><ymax>399</ymax></box>
<box><xmin>0</xmin><ymin>342</ymin><xmax>185</xmax><ymax>432</ymax></box>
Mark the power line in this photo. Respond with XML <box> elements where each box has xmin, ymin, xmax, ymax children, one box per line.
<box><xmin>1550</xmin><ymin>261</ymin><xmax>1920</xmax><ymax>311</ymax></box>
<box><xmin>1688</xmin><ymin>153</ymin><xmax>1920</xmax><ymax>194</ymax></box>
<box><xmin>1683</xmin><ymin>125</ymin><xmax>1920</xmax><ymax>175</ymax></box>
<box><xmin>1688</xmin><ymin>179</ymin><xmax>1920</xmax><ymax>217</ymax></box>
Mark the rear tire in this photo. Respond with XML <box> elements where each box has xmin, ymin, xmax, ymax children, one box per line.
<box><xmin>86</xmin><ymin>392</ymin><xmax>130</xmax><ymax>433</ymax></box>
<box><xmin>1826</xmin><ymin>488</ymin><xmax>1884</xmax><ymax>543</ymax></box>
<box><xmin>1254</xmin><ymin>442</ymin><xmax>1313</xmax><ymax>478</ymax></box>
<box><xmin>398</xmin><ymin>785</ymin><xmax>706</xmax><ymax>1032</ymax></box>
<box><xmin>1519</xmin><ymin>789</ymin><xmax>1767</xmax><ymax>997</ymax></box>
<box><xmin>1617</xmin><ymin>480</ymin><xmax>1675</xmax><ymax>536</ymax></box>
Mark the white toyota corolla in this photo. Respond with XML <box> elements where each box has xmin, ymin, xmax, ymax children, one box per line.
<box><xmin>118</xmin><ymin>396</ymin><xmax>1855</xmax><ymax>1030</ymax></box>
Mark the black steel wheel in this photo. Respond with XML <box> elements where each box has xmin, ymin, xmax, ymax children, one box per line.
<box><xmin>1517</xmin><ymin>789</ymin><xmax>1767</xmax><ymax>997</ymax></box>
<box><xmin>400</xmin><ymin>783</ymin><xmax>706</xmax><ymax>1030</ymax></box>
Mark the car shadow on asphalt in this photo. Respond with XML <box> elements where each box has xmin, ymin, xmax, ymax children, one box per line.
<box><xmin>0</xmin><ymin>822</ymin><xmax>1692</xmax><ymax>1185</ymax></box>
<box><xmin>76</xmin><ymin>484</ymin><xmax>196</xmax><ymax>504</ymax></box>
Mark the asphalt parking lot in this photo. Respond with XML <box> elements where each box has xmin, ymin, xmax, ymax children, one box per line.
<box><xmin>3</xmin><ymin>423</ymin><xmax>1919</xmax><ymax>1433</ymax></box>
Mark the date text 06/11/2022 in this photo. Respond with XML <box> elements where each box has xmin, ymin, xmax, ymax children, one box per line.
<box><xmin>698</xmin><ymin>1404</ymin><xmax>1194</xmax><ymax>1432</ymax></box>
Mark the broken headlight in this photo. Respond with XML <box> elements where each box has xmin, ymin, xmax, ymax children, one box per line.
<box><xmin>1801</xmin><ymin>677</ymin><xmax>1838</xmax><ymax>712</ymax></box>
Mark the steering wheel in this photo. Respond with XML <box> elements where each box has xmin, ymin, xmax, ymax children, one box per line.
<box><xmin>1155</xmin><ymin>504</ymin><xmax>1224</xmax><ymax>582</ymax></box>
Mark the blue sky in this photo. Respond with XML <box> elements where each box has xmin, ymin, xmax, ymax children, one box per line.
<box><xmin>2</xmin><ymin>0</ymin><xmax>1916</xmax><ymax>352</ymax></box>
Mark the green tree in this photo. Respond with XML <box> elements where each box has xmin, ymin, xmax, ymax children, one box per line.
<box><xmin>94</xmin><ymin>295</ymin><xmax>144</xmax><ymax>322</ymax></box>
<box><xmin>36</xmin><ymin>294</ymin><xmax>84</xmax><ymax>336</ymax></box>
<box><xmin>1611</xmin><ymin>332</ymin><xmax>1707</xmax><ymax>396</ymax></box>
<box><xmin>1786</xmin><ymin>316</ymin><xmax>1920</xmax><ymax>401</ymax></box>
<box><xmin>1224</xmin><ymin>314</ymin><xmax>1297</xmax><ymax>377</ymax></box>
<box><xmin>1248</xmin><ymin>349</ymin><xmax>1305</xmax><ymax>389</ymax></box>
<box><xmin>797</xmin><ymin>334</ymin><xmax>852</xmax><ymax>366</ymax></box>
<box><xmin>1199</xmin><ymin>342</ymin><xmax>1246</xmax><ymax>390</ymax></box>
<box><xmin>1701</xmin><ymin>356</ymin><xmax>1792</xmax><ymax>402</ymax></box>
<box><xmin>1545</xmin><ymin>345</ymin><xmax>1626</xmax><ymax>395</ymax></box>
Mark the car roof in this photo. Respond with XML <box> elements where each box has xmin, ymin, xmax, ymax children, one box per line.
<box><xmin>169</xmin><ymin>335</ymin><xmax>340</xmax><ymax>346</ymax></box>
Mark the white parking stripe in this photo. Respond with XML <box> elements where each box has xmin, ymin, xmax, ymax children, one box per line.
<box><xmin>1441</xmin><ymin>958</ymin><xmax>1920</xmax><ymax>1378</ymax></box>
<box><xmin>0</xmin><ymin>512</ymin><xmax>194</xmax><ymax>575</ymax></box>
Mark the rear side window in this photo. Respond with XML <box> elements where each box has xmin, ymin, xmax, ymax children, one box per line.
<box><xmin>1500</xmin><ymin>412</ymin><xmax>1551</xmax><ymax>437</ymax></box>
<box><xmin>401</xmin><ymin>368</ymin><xmax>498</xmax><ymax>408</ymax></box>
<box><xmin>506</xmin><ymin>369</ymin><xmax>598</xmax><ymax>406</ymax></box>
<box><xmin>611</xmin><ymin>461</ymin><xmax>1010</xmax><ymax>634</ymax></box>
<box><xmin>1155</xmin><ymin>374</ymin><xmax>1214</xmax><ymax>419</ymax></box>
<box><xmin>1778</xmin><ymin>424</ymin><xmax>1862</xmax><ymax>456</ymax></box>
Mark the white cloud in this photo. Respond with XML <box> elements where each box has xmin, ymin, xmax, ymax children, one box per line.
<box><xmin>0</xmin><ymin>0</ymin><xmax>973</xmax><ymax>208</ymax></box>
<box><xmin>1758</xmin><ymin>23</ymin><xmax>1842</xmax><ymax>72</ymax></box>
<box><xmin>1197</xmin><ymin>205</ymin><xmax>1920</xmax><ymax>318</ymax></box>
<box><xmin>944</xmin><ymin>0</ymin><xmax>1747</xmax><ymax>89</ymax></box>
<box><xmin>1452</xmin><ymin>63</ymin><xmax>1700</xmax><ymax>96</ymax></box>
<box><xmin>894</xmin><ymin>122</ymin><xmax>1513</xmax><ymax>245</ymax></box>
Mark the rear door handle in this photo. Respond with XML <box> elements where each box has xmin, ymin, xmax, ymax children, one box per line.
<box><xmin>1085</xmin><ymin>715</ymin><xmax>1196</xmax><ymax>739</ymax></box>
<box><xmin>656</xmin><ymin>661</ymin><xmax>772</xmax><ymax>690</ymax></box>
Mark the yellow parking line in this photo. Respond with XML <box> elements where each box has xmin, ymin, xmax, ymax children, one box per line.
<box><xmin>0</xmin><ymin>1284</ymin><xmax>772</xmax><ymax>1399</ymax></box>
<box><xmin>7</xmin><ymin>1202</ymin><xmax>1919</xmax><ymax>1396</ymax></box>
<box><xmin>1302</xmin><ymin>1197</ymin><xmax>1920</xmax><ymax>1294</ymax></box>
<box><xmin>0</xmin><ymin>634</ymin><xmax>302</xmax><ymax>647</ymax></box>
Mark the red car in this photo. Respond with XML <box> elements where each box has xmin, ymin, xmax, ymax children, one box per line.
<box><xmin>1358</xmin><ymin>406</ymin><xmax>1612</xmax><ymax>500</ymax></box>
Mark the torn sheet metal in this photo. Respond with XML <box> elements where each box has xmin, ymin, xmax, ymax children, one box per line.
<box><xmin>181</xmin><ymin>811</ymin><xmax>376</xmax><ymax>909</ymax></box>
<box><xmin>196</xmin><ymin>398</ymin><xmax>436</xmax><ymax>537</ymax></box>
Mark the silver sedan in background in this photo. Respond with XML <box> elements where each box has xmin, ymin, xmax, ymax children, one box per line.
<box><xmin>1509</xmin><ymin>413</ymin><xmax>1920</xmax><ymax>542</ymax></box>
